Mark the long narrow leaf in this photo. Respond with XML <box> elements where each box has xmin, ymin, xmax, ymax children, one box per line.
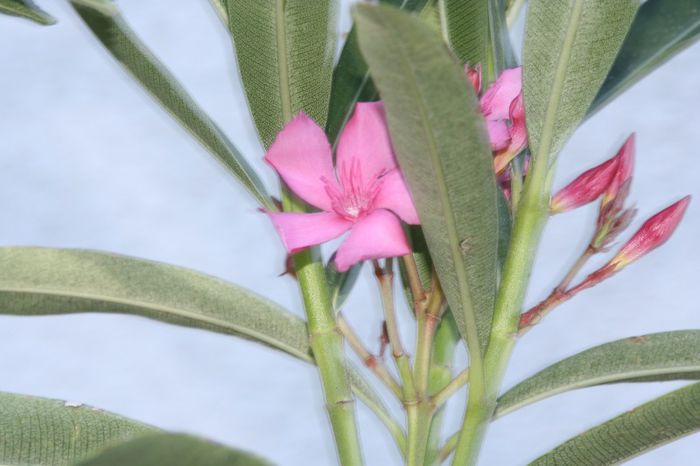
<box><xmin>530</xmin><ymin>382</ymin><xmax>700</xmax><ymax>465</ymax></box>
<box><xmin>68</xmin><ymin>0</ymin><xmax>272</xmax><ymax>209</ymax></box>
<box><xmin>0</xmin><ymin>391</ymin><xmax>154</xmax><ymax>465</ymax></box>
<box><xmin>0</xmin><ymin>247</ymin><xmax>394</xmax><ymax>438</ymax></box>
<box><xmin>439</xmin><ymin>0</ymin><xmax>489</xmax><ymax>66</ymax></box>
<box><xmin>524</xmin><ymin>0</ymin><xmax>638</xmax><ymax>162</ymax></box>
<box><xmin>496</xmin><ymin>330</ymin><xmax>700</xmax><ymax>417</ymax></box>
<box><xmin>0</xmin><ymin>0</ymin><xmax>54</xmax><ymax>24</ymax></box>
<box><xmin>225</xmin><ymin>0</ymin><xmax>337</xmax><ymax>148</ymax></box>
<box><xmin>355</xmin><ymin>5</ymin><xmax>500</xmax><ymax>351</ymax></box>
<box><xmin>326</xmin><ymin>0</ymin><xmax>429</xmax><ymax>144</ymax></box>
<box><xmin>77</xmin><ymin>433</ymin><xmax>272</xmax><ymax>466</ymax></box>
<box><xmin>590</xmin><ymin>0</ymin><xmax>700</xmax><ymax>115</ymax></box>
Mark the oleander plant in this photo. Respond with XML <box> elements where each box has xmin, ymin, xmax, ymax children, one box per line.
<box><xmin>2</xmin><ymin>0</ymin><xmax>699</xmax><ymax>465</ymax></box>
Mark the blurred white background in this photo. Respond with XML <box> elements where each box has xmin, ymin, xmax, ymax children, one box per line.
<box><xmin>1</xmin><ymin>1</ymin><xmax>698</xmax><ymax>465</ymax></box>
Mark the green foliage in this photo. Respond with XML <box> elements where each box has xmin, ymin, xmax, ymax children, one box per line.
<box><xmin>0</xmin><ymin>247</ymin><xmax>312</xmax><ymax>360</ymax></box>
<box><xmin>326</xmin><ymin>0</ymin><xmax>429</xmax><ymax>144</ymax></box>
<box><xmin>76</xmin><ymin>433</ymin><xmax>272</xmax><ymax>466</ymax></box>
<box><xmin>590</xmin><ymin>0</ymin><xmax>700</xmax><ymax>114</ymax></box>
<box><xmin>355</xmin><ymin>4</ymin><xmax>500</xmax><ymax>352</ymax></box>
<box><xmin>531</xmin><ymin>382</ymin><xmax>700</xmax><ymax>465</ymax></box>
<box><xmin>325</xmin><ymin>256</ymin><xmax>363</xmax><ymax>311</ymax></box>
<box><xmin>440</xmin><ymin>0</ymin><xmax>489</xmax><ymax>66</ymax></box>
<box><xmin>497</xmin><ymin>331</ymin><xmax>700</xmax><ymax>417</ymax></box>
<box><xmin>524</xmin><ymin>0</ymin><xmax>638</xmax><ymax>162</ymax></box>
<box><xmin>0</xmin><ymin>391</ymin><xmax>153</xmax><ymax>465</ymax></box>
<box><xmin>68</xmin><ymin>0</ymin><xmax>272</xmax><ymax>209</ymax></box>
<box><xmin>224</xmin><ymin>0</ymin><xmax>337</xmax><ymax>148</ymax></box>
<box><xmin>0</xmin><ymin>0</ymin><xmax>54</xmax><ymax>24</ymax></box>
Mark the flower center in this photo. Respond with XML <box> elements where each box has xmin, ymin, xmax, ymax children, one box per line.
<box><xmin>324</xmin><ymin>158</ymin><xmax>384</xmax><ymax>221</ymax></box>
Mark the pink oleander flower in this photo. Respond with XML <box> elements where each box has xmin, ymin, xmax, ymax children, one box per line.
<box><xmin>265</xmin><ymin>102</ymin><xmax>419</xmax><ymax>272</ymax></box>
<box><xmin>607</xmin><ymin>195</ymin><xmax>690</xmax><ymax>271</ymax></box>
<box><xmin>466</xmin><ymin>63</ymin><xmax>482</xmax><ymax>95</ymax></box>
<box><xmin>601</xmin><ymin>134</ymin><xmax>635</xmax><ymax>209</ymax></box>
<box><xmin>477</xmin><ymin>67</ymin><xmax>528</xmax><ymax>173</ymax></box>
<box><xmin>550</xmin><ymin>134</ymin><xmax>635</xmax><ymax>214</ymax></box>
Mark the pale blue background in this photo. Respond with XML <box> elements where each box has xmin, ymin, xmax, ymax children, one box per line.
<box><xmin>1</xmin><ymin>1</ymin><xmax>698</xmax><ymax>465</ymax></box>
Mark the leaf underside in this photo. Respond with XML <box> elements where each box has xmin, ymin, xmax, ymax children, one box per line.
<box><xmin>225</xmin><ymin>0</ymin><xmax>336</xmax><ymax>148</ymax></box>
<box><xmin>0</xmin><ymin>391</ymin><xmax>154</xmax><ymax>466</ymax></box>
<box><xmin>76</xmin><ymin>433</ymin><xmax>272</xmax><ymax>466</ymax></box>
<box><xmin>0</xmin><ymin>0</ymin><xmax>55</xmax><ymax>25</ymax></box>
<box><xmin>355</xmin><ymin>4</ymin><xmax>500</xmax><ymax>352</ymax></box>
<box><xmin>497</xmin><ymin>330</ymin><xmax>700</xmax><ymax>417</ymax></box>
<box><xmin>530</xmin><ymin>382</ymin><xmax>700</xmax><ymax>465</ymax></box>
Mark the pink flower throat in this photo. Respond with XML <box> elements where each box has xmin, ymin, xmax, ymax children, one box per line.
<box><xmin>324</xmin><ymin>158</ymin><xmax>384</xmax><ymax>221</ymax></box>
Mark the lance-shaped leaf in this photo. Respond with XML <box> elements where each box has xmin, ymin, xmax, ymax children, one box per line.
<box><xmin>0</xmin><ymin>391</ymin><xmax>154</xmax><ymax>465</ymax></box>
<box><xmin>0</xmin><ymin>247</ymin><xmax>395</xmax><ymax>441</ymax></box>
<box><xmin>0</xmin><ymin>0</ymin><xmax>54</xmax><ymax>24</ymax></box>
<box><xmin>524</xmin><ymin>0</ymin><xmax>638</xmax><ymax>163</ymax></box>
<box><xmin>439</xmin><ymin>0</ymin><xmax>489</xmax><ymax>66</ymax></box>
<box><xmin>530</xmin><ymin>381</ymin><xmax>700</xmax><ymax>465</ymax></box>
<box><xmin>77</xmin><ymin>433</ymin><xmax>272</xmax><ymax>466</ymax></box>
<box><xmin>355</xmin><ymin>5</ymin><xmax>500</xmax><ymax>351</ymax></box>
<box><xmin>68</xmin><ymin>0</ymin><xmax>272</xmax><ymax>209</ymax></box>
<box><xmin>496</xmin><ymin>330</ymin><xmax>700</xmax><ymax>418</ymax></box>
<box><xmin>326</xmin><ymin>0</ymin><xmax>429</xmax><ymax>145</ymax></box>
<box><xmin>590</xmin><ymin>0</ymin><xmax>700</xmax><ymax>115</ymax></box>
<box><xmin>224</xmin><ymin>0</ymin><xmax>337</xmax><ymax>148</ymax></box>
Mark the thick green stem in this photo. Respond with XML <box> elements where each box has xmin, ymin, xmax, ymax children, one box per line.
<box><xmin>451</xmin><ymin>155</ymin><xmax>555</xmax><ymax>465</ymax></box>
<box><xmin>284</xmin><ymin>195</ymin><xmax>362</xmax><ymax>466</ymax></box>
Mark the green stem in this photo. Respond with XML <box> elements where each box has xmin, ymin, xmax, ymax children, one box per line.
<box><xmin>284</xmin><ymin>194</ymin><xmax>362</xmax><ymax>466</ymax></box>
<box><xmin>451</xmin><ymin>151</ymin><xmax>555</xmax><ymax>464</ymax></box>
<box><xmin>425</xmin><ymin>314</ymin><xmax>460</xmax><ymax>465</ymax></box>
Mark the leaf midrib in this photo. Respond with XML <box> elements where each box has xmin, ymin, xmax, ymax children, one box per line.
<box><xmin>0</xmin><ymin>286</ymin><xmax>312</xmax><ymax>362</ymax></box>
<box><xmin>534</xmin><ymin>0</ymin><xmax>584</xmax><ymax>165</ymax></box>
<box><xmin>383</xmin><ymin>13</ymin><xmax>482</xmax><ymax>357</ymax></box>
<box><xmin>495</xmin><ymin>365</ymin><xmax>700</xmax><ymax>418</ymax></box>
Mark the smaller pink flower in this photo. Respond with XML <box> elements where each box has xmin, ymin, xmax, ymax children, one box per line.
<box><xmin>265</xmin><ymin>103</ymin><xmax>419</xmax><ymax>272</ymax></box>
<box><xmin>607</xmin><ymin>196</ymin><xmax>690</xmax><ymax>271</ymax></box>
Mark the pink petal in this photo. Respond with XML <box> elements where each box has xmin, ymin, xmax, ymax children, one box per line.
<box><xmin>336</xmin><ymin>102</ymin><xmax>398</xmax><ymax>186</ymax></box>
<box><xmin>264</xmin><ymin>114</ymin><xmax>338</xmax><ymax>211</ymax></box>
<box><xmin>507</xmin><ymin>93</ymin><xmax>528</xmax><ymax>152</ymax></box>
<box><xmin>465</xmin><ymin>63</ymin><xmax>482</xmax><ymax>95</ymax></box>
<box><xmin>268</xmin><ymin>211</ymin><xmax>352</xmax><ymax>254</ymax></box>
<box><xmin>603</xmin><ymin>134</ymin><xmax>636</xmax><ymax>207</ymax></box>
<box><xmin>487</xmin><ymin>119</ymin><xmax>511</xmax><ymax>152</ymax></box>
<box><xmin>374</xmin><ymin>169</ymin><xmax>420</xmax><ymax>224</ymax></box>
<box><xmin>480</xmin><ymin>67</ymin><xmax>522</xmax><ymax>120</ymax></box>
<box><xmin>334</xmin><ymin>209</ymin><xmax>411</xmax><ymax>272</ymax></box>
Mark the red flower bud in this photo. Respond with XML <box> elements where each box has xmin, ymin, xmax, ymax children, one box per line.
<box><xmin>601</xmin><ymin>134</ymin><xmax>635</xmax><ymax>209</ymax></box>
<box><xmin>550</xmin><ymin>157</ymin><xmax>618</xmax><ymax>213</ymax></box>
<box><xmin>608</xmin><ymin>196</ymin><xmax>691</xmax><ymax>270</ymax></box>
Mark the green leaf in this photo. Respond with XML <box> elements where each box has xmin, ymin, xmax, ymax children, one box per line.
<box><xmin>68</xmin><ymin>0</ymin><xmax>272</xmax><ymax>209</ymax></box>
<box><xmin>496</xmin><ymin>330</ymin><xmax>700</xmax><ymax>418</ymax></box>
<box><xmin>76</xmin><ymin>433</ymin><xmax>272</xmax><ymax>466</ymax></box>
<box><xmin>326</xmin><ymin>0</ymin><xmax>429</xmax><ymax>145</ymax></box>
<box><xmin>524</xmin><ymin>0</ymin><xmax>638</xmax><ymax>163</ymax></box>
<box><xmin>439</xmin><ymin>0</ymin><xmax>489</xmax><ymax>66</ymax></box>
<box><xmin>355</xmin><ymin>5</ymin><xmax>500</xmax><ymax>352</ymax></box>
<box><xmin>0</xmin><ymin>0</ymin><xmax>55</xmax><ymax>25</ymax></box>
<box><xmin>224</xmin><ymin>0</ymin><xmax>337</xmax><ymax>148</ymax></box>
<box><xmin>530</xmin><ymin>381</ymin><xmax>700</xmax><ymax>465</ymax></box>
<box><xmin>0</xmin><ymin>247</ymin><xmax>393</xmax><ymax>440</ymax></box>
<box><xmin>487</xmin><ymin>0</ymin><xmax>518</xmax><ymax>75</ymax></box>
<box><xmin>0</xmin><ymin>391</ymin><xmax>154</xmax><ymax>465</ymax></box>
<box><xmin>589</xmin><ymin>0</ymin><xmax>700</xmax><ymax>115</ymax></box>
<box><xmin>325</xmin><ymin>255</ymin><xmax>362</xmax><ymax>311</ymax></box>
<box><xmin>0</xmin><ymin>247</ymin><xmax>313</xmax><ymax>360</ymax></box>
